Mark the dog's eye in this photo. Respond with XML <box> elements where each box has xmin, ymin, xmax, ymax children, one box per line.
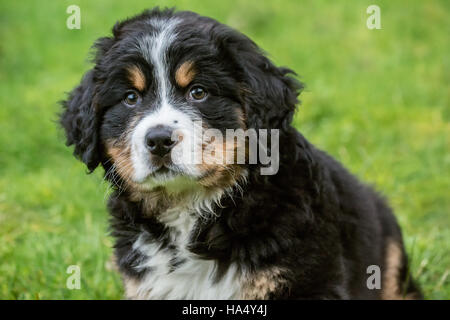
<box><xmin>189</xmin><ymin>86</ymin><xmax>207</xmax><ymax>101</ymax></box>
<box><xmin>123</xmin><ymin>90</ymin><xmax>140</xmax><ymax>107</ymax></box>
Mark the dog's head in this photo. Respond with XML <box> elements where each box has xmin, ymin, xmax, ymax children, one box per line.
<box><xmin>61</xmin><ymin>8</ymin><xmax>301</xmax><ymax>195</ymax></box>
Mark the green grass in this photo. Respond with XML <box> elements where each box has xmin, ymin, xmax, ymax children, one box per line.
<box><xmin>0</xmin><ymin>0</ymin><xmax>448</xmax><ymax>299</ymax></box>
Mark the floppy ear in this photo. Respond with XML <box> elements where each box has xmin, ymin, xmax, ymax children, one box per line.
<box><xmin>217</xmin><ymin>27</ymin><xmax>303</xmax><ymax>130</ymax></box>
<box><xmin>60</xmin><ymin>70</ymin><xmax>101</xmax><ymax>172</ymax></box>
<box><xmin>60</xmin><ymin>33</ymin><xmax>118</xmax><ymax>172</ymax></box>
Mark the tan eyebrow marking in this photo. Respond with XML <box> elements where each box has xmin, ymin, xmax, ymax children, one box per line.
<box><xmin>127</xmin><ymin>65</ymin><xmax>146</xmax><ymax>92</ymax></box>
<box><xmin>175</xmin><ymin>61</ymin><xmax>196</xmax><ymax>88</ymax></box>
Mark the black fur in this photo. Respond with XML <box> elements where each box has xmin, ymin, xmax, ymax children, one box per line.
<box><xmin>60</xmin><ymin>8</ymin><xmax>422</xmax><ymax>299</ymax></box>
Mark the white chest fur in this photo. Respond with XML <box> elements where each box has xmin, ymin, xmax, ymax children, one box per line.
<box><xmin>128</xmin><ymin>206</ymin><xmax>243</xmax><ymax>299</ymax></box>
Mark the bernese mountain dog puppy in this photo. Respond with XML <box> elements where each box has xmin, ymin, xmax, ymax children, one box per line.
<box><xmin>60</xmin><ymin>8</ymin><xmax>422</xmax><ymax>299</ymax></box>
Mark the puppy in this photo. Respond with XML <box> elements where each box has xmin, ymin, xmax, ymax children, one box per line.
<box><xmin>60</xmin><ymin>8</ymin><xmax>422</xmax><ymax>299</ymax></box>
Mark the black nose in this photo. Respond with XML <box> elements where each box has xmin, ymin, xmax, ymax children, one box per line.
<box><xmin>145</xmin><ymin>126</ymin><xmax>176</xmax><ymax>157</ymax></box>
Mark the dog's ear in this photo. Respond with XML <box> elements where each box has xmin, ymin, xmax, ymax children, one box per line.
<box><xmin>217</xmin><ymin>27</ymin><xmax>303</xmax><ymax>130</ymax></box>
<box><xmin>60</xmin><ymin>69</ymin><xmax>101</xmax><ymax>172</ymax></box>
<box><xmin>60</xmin><ymin>34</ymin><xmax>118</xmax><ymax>172</ymax></box>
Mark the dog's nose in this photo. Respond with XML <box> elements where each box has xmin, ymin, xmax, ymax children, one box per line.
<box><xmin>145</xmin><ymin>126</ymin><xmax>176</xmax><ymax>157</ymax></box>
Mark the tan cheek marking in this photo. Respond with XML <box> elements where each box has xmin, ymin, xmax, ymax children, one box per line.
<box><xmin>241</xmin><ymin>267</ymin><xmax>288</xmax><ymax>299</ymax></box>
<box><xmin>106</xmin><ymin>141</ymin><xmax>134</xmax><ymax>183</ymax></box>
<box><xmin>127</xmin><ymin>65</ymin><xmax>146</xmax><ymax>92</ymax></box>
<box><xmin>175</xmin><ymin>61</ymin><xmax>196</xmax><ymax>88</ymax></box>
<box><xmin>197</xmin><ymin>137</ymin><xmax>244</xmax><ymax>188</ymax></box>
<box><xmin>104</xmin><ymin>116</ymin><xmax>142</xmax><ymax>184</ymax></box>
<box><xmin>198</xmin><ymin>165</ymin><xmax>241</xmax><ymax>188</ymax></box>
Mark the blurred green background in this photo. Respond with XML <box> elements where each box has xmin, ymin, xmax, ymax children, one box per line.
<box><xmin>0</xmin><ymin>0</ymin><xmax>448</xmax><ymax>299</ymax></box>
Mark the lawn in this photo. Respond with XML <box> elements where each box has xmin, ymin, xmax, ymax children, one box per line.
<box><xmin>0</xmin><ymin>0</ymin><xmax>448</xmax><ymax>299</ymax></box>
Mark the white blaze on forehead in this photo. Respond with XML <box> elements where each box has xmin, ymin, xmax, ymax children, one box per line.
<box><xmin>130</xmin><ymin>18</ymin><xmax>204</xmax><ymax>183</ymax></box>
<box><xmin>138</xmin><ymin>18</ymin><xmax>180</xmax><ymax>105</ymax></box>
